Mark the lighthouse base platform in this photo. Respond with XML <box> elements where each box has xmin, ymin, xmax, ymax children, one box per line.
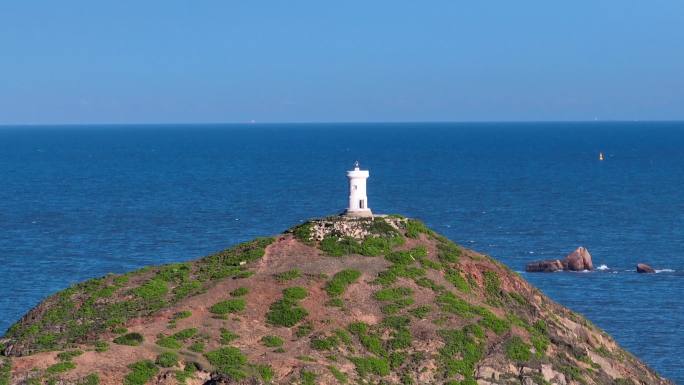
<box><xmin>344</xmin><ymin>209</ymin><xmax>373</xmax><ymax>218</ymax></box>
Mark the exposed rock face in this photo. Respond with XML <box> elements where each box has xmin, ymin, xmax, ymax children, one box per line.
<box><xmin>0</xmin><ymin>219</ymin><xmax>671</xmax><ymax>385</ymax></box>
<box><xmin>637</xmin><ymin>263</ymin><xmax>656</xmax><ymax>273</ymax></box>
<box><xmin>526</xmin><ymin>247</ymin><xmax>594</xmax><ymax>272</ymax></box>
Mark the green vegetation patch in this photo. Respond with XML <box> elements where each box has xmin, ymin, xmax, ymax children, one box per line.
<box><xmin>189</xmin><ymin>341</ymin><xmax>205</xmax><ymax>353</ymax></box>
<box><xmin>205</xmin><ymin>347</ymin><xmax>248</xmax><ymax>380</ymax></box>
<box><xmin>445</xmin><ymin>269</ymin><xmax>471</xmax><ymax>293</ymax></box>
<box><xmin>261</xmin><ymin>335</ymin><xmax>284</xmax><ymax>348</ymax></box>
<box><xmin>124</xmin><ymin>360</ymin><xmax>159</xmax><ymax>385</ymax></box>
<box><xmin>113</xmin><ymin>332</ymin><xmax>144</xmax><ymax>346</ymax></box>
<box><xmin>437</xmin><ymin>240</ymin><xmax>461</xmax><ymax>264</ymax></box>
<box><xmin>292</xmin><ymin>222</ymin><xmax>314</xmax><ymax>244</ymax></box>
<box><xmin>156</xmin><ymin>334</ymin><xmax>182</xmax><ymax>349</ymax></box>
<box><xmin>349</xmin><ymin>356</ymin><xmax>390</xmax><ymax>377</ymax></box>
<box><xmin>405</xmin><ymin>220</ymin><xmax>431</xmax><ymax>238</ymax></box>
<box><xmin>209</xmin><ymin>299</ymin><xmax>246</xmax><ymax>315</ymax></box>
<box><xmin>326</xmin><ymin>269</ymin><xmax>362</xmax><ymax>297</ymax></box>
<box><xmin>301</xmin><ymin>370</ymin><xmax>317</xmax><ymax>385</ymax></box>
<box><xmin>0</xmin><ymin>357</ymin><xmax>10</xmax><ymax>385</ymax></box>
<box><xmin>328</xmin><ymin>366</ymin><xmax>348</xmax><ymax>384</ymax></box>
<box><xmin>46</xmin><ymin>361</ymin><xmax>76</xmax><ymax>374</ymax></box>
<box><xmin>274</xmin><ymin>269</ymin><xmax>301</xmax><ymax>282</ymax></box>
<box><xmin>266</xmin><ymin>287</ymin><xmax>309</xmax><ymax>327</ymax></box>
<box><xmin>131</xmin><ymin>278</ymin><xmax>168</xmax><ymax>302</ymax></box>
<box><xmin>156</xmin><ymin>351</ymin><xmax>179</xmax><ymax>368</ymax></box>
<box><xmin>220</xmin><ymin>328</ymin><xmax>239</xmax><ymax>344</ymax></box>
<box><xmin>57</xmin><ymin>349</ymin><xmax>83</xmax><ymax>361</ymax></box>
<box><xmin>437</xmin><ymin>328</ymin><xmax>484</xmax><ymax>382</ymax></box>
<box><xmin>94</xmin><ymin>341</ymin><xmax>109</xmax><ymax>352</ymax></box>
<box><xmin>505</xmin><ymin>336</ymin><xmax>532</xmax><ymax>362</ymax></box>
<box><xmin>230</xmin><ymin>287</ymin><xmax>249</xmax><ymax>297</ymax></box>
<box><xmin>78</xmin><ymin>373</ymin><xmax>100</xmax><ymax>385</ymax></box>
<box><xmin>409</xmin><ymin>305</ymin><xmax>431</xmax><ymax>319</ymax></box>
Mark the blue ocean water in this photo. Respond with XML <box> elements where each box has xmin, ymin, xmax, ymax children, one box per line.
<box><xmin>1</xmin><ymin>122</ymin><xmax>683</xmax><ymax>382</ymax></box>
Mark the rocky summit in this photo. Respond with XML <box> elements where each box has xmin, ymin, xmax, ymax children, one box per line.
<box><xmin>0</xmin><ymin>216</ymin><xmax>671</xmax><ymax>385</ymax></box>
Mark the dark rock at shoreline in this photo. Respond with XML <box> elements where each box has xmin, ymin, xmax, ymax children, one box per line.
<box><xmin>637</xmin><ymin>263</ymin><xmax>656</xmax><ymax>273</ymax></box>
<box><xmin>526</xmin><ymin>247</ymin><xmax>594</xmax><ymax>272</ymax></box>
<box><xmin>525</xmin><ymin>259</ymin><xmax>565</xmax><ymax>272</ymax></box>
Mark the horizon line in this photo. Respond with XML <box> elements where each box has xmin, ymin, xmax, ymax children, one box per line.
<box><xmin>1</xmin><ymin>119</ymin><xmax>684</xmax><ymax>128</ymax></box>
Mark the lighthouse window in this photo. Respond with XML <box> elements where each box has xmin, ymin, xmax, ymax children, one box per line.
<box><xmin>353</xmin><ymin>185</ymin><xmax>357</xmax><ymax>190</ymax></box>
<box><xmin>359</xmin><ymin>200</ymin><xmax>365</xmax><ymax>208</ymax></box>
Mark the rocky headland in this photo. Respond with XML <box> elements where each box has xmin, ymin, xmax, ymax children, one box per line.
<box><xmin>0</xmin><ymin>216</ymin><xmax>672</xmax><ymax>385</ymax></box>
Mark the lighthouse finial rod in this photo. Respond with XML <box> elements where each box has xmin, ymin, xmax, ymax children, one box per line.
<box><xmin>354</xmin><ymin>160</ymin><xmax>360</xmax><ymax>169</ymax></box>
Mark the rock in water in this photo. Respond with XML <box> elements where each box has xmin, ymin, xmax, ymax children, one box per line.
<box><xmin>637</xmin><ymin>263</ymin><xmax>656</xmax><ymax>273</ymax></box>
<box><xmin>525</xmin><ymin>259</ymin><xmax>565</xmax><ymax>272</ymax></box>
<box><xmin>564</xmin><ymin>246</ymin><xmax>594</xmax><ymax>271</ymax></box>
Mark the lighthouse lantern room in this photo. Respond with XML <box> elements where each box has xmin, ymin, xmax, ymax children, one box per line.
<box><xmin>345</xmin><ymin>161</ymin><xmax>373</xmax><ymax>217</ymax></box>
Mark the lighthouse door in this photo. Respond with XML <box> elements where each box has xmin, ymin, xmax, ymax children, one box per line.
<box><xmin>359</xmin><ymin>200</ymin><xmax>365</xmax><ymax>209</ymax></box>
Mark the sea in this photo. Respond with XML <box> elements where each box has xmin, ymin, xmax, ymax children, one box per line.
<box><xmin>1</xmin><ymin>122</ymin><xmax>682</xmax><ymax>382</ymax></box>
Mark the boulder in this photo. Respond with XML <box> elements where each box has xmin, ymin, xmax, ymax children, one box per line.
<box><xmin>564</xmin><ymin>247</ymin><xmax>593</xmax><ymax>271</ymax></box>
<box><xmin>526</xmin><ymin>259</ymin><xmax>564</xmax><ymax>272</ymax></box>
<box><xmin>636</xmin><ymin>263</ymin><xmax>655</xmax><ymax>274</ymax></box>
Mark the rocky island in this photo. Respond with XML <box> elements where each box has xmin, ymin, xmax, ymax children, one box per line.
<box><xmin>0</xmin><ymin>215</ymin><xmax>671</xmax><ymax>385</ymax></box>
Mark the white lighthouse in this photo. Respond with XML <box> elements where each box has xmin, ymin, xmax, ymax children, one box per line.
<box><xmin>345</xmin><ymin>161</ymin><xmax>373</xmax><ymax>217</ymax></box>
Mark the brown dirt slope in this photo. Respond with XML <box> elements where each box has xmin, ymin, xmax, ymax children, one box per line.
<box><xmin>0</xmin><ymin>215</ymin><xmax>672</xmax><ymax>385</ymax></box>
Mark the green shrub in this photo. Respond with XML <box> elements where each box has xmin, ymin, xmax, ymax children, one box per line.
<box><xmin>173</xmin><ymin>311</ymin><xmax>192</xmax><ymax>320</ymax></box>
<box><xmin>360</xmin><ymin>334</ymin><xmax>384</xmax><ymax>356</ymax></box>
<box><xmin>326</xmin><ymin>269</ymin><xmax>362</xmax><ymax>297</ymax></box>
<box><xmin>261</xmin><ymin>335</ymin><xmax>284</xmax><ymax>347</ymax></box>
<box><xmin>483</xmin><ymin>271</ymin><xmax>502</xmax><ymax>301</ymax></box>
<box><xmin>405</xmin><ymin>220</ymin><xmax>430</xmax><ymax>238</ymax></box>
<box><xmin>320</xmin><ymin>236</ymin><xmax>360</xmax><ymax>256</ymax></box>
<box><xmin>274</xmin><ymin>269</ymin><xmax>301</xmax><ymax>282</ymax></box>
<box><xmin>173</xmin><ymin>281</ymin><xmax>202</xmax><ymax>300</ymax></box>
<box><xmin>479</xmin><ymin>310</ymin><xmax>510</xmax><ymax>335</ymax></box>
<box><xmin>172</xmin><ymin>328</ymin><xmax>197</xmax><ymax>341</ymax></box>
<box><xmin>175</xmin><ymin>363</ymin><xmax>197</xmax><ymax>384</ymax></box>
<box><xmin>132</xmin><ymin>278</ymin><xmax>168</xmax><ymax>301</ymax></box>
<box><xmin>230</xmin><ymin>287</ymin><xmax>249</xmax><ymax>297</ymax></box>
<box><xmin>374</xmin><ymin>287</ymin><xmax>413</xmax><ymax>301</ymax></box>
<box><xmin>156</xmin><ymin>334</ymin><xmax>182</xmax><ymax>349</ymax></box>
<box><xmin>283</xmin><ymin>286</ymin><xmax>308</xmax><ymax>301</ymax></box>
<box><xmin>350</xmin><ymin>356</ymin><xmax>390</xmax><ymax>377</ymax></box>
<box><xmin>156</xmin><ymin>351</ymin><xmax>179</xmax><ymax>367</ymax></box>
<box><xmin>57</xmin><ymin>349</ymin><xmax>83</xmax><ymax>361</ymax></box>
<box><xmin>94</xmin><ymin>341</ymin><xmax>109</xmax><ymax>352</ymax></box>
<box><xmin>301</xmin><ymin>370</ymin><xmax>317</xmax><ymax>385</ymax></box>
<box><xmin>113</xmin><ymin>332</ymin><xmax>144</xmax><ymax>346</ymax></box>
<box><xmin>445</xmin><ymin>269</ymin><xmax>470</xmax><ymax>293</ymax></box>
<box><xmin>189</xmin><ymin>342</ymin><xmax>205</xmax><ymax>352</ymax></box>
<box><xmin>46</xmin><ymin>361</ymin><xmax>76</xmax><ymax>374</ymax></box>
<box><xmin>310</xmin><ymin>336</ymin><xmax>339</xmax><ymax>351</ymax></box>
<box><xmin>437</xmin><ymin>241</ymin><xmax>461</xmax><ymax>263</ymax></box>
<box><xmin>0</xmin><ymin>357</ymin><xmax>10</xmax><ymax>385</ymax></box>
<box><xmin>266</xmin><ymin>300</ymin><xmax>308</xmax><ymax>327</ymax></box>
<box><xmin>328</xmin><ymin>366</ymin><xmax>348</xmax><ymax>383</ymax></box>
<box><xmin>205</xmin><ymin>347</ymin><xmax>248</xmax><ymax>380</ymax></box>
<box><xmin>505</xmin><ymin>336</ymin><xmax>531</xmax><ymax>362</ymax></box>
<box><xmin>78</xmin><ymin>373</ymin><xmax>100</xmax><ymax>385</ymax></box>
<box><xmin>437</xmin><ymin>329</ymin><xmax>484</xmax><ymax>381</ymax></box>
<box><xmin>220</xmin><ymin>328</ymin><xmax>239</xmax><ymax>344</ymax></box>
<box><xmin>209</xmin><ymin>299</ymin><xmax>246</xmax><ymax>314</ymax></box>
<box><xmin>409</xmin><ymin>305</ymin><xmax>431</xmax><ymax>319</ymax></box>
<box><xmin>296</xmin><ymin>322</ymin><xmax>314</xmax><ymax>337</ymax></box>
<box><xmin>292</xmin><ymin>222</ymin><xmax>314</xmax><ymax>244</ymax></box>
<box><xmin>124</xmin><ymin>360</ymin><xmax>159</xmax><ymax>385</ymax></box>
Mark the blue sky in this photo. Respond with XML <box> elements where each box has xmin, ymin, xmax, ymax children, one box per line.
<box><xmin>1</xmin><ymin>1</ymin><xmax>683</xmax><ymax>124</ymax></box>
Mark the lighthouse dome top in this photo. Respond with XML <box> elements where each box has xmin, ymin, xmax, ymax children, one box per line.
<box><xmin>347</xmin><ymin>161</ymin><xmax>369</xmax><ymax>178</ymax></box>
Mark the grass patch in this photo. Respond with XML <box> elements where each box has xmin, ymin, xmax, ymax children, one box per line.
<box><xmin>156</xmin><ymin>334</ymin><xmax>182</xmax><ymax>349</ymax></box>
<box><xmin>409</xmin><ymin>305</ymin><xmax>431</xmax><ymax>319</ymax></box>
<box><xmin>220</xmin><ymin>328</ymin><xmax>239</xmax><ymax>344</ymax></box>
<box><xmin>205</xmin><ymin>347</ymin><xmax>248</xmax><ymax>380</ymax></box>
<box><xmin>209</xmin><ymin>299</ymin><xmax>246</xmax><ymax>315</ymax></box>
<box><xmin>57</xmin><ymin>349</ymin><xmax>83</xmax><ymax>361</ymax></box>
<box><xmin>274</xmin><ymin>269</ymin><xmax>301</xmax><ymax>282</ymax></box>
<box><xmin>46</xmin><ymin>361</ymin><xmax>76</xmax><ymax>374</ymax></box>
<box><xmin>113</xmin><ymin>332</ymin><xmax>144</xmax><ymax>346</ymax></box>
<box><xmin>437</xmin><ymin>328</ymin><xmax>484</xmax><ymax>382</ymax></box>
<box><xmin>437</xmin><ymin>241</ymin><xmax>461</xmax><ymax>264</ymax></box>
<box><xmin>296</xmin><ymin>322</ymin><xmax>314</xmax><ymax>338</ymax></box>
<box><xmin>505</xmin><ymin>336</ymin><xmax>531</xmax><ymax>362</ymax></box>
<box><xmin>173</xmin><ymin>310</ymin><xmax>192</xmax><ymax>320</ymax></box>
<box><xmin>328</xmin><ymin>366</ymin><xmax>348</xmax><ymax>383</ymax></box>
<box><xmin>349</xmin><ymin>356</ymin><xmax>390</xmax><ymax>377</ymax></box>
<box><xmin>189</xmin><ymin>341</ymin><xmax>205</xmax><ymax>353</ymax></box>
<box><xmin>266</xmin><ymin>287</ymin><xmax>309</xmax><ymax>327</ymax></box>
<box><xmin>261</xmin><ymin>335</ymin><xmax>284</xmax><ymax>348</ymax></box>
<box><xmin>405</xmin><ymin>220</ymin><xmax>430</xmax><ymax>238</ymax></box>
<box><xmin>132</xmin><ymin>278</ymin><xmax>168</xmax><ymax>301</ymax></box>
<box><xmin>94</xmin><ymin>341</ymin><xmax>109</xmax><ymax>352</ymax></box>
<box><xmin>156</xmin><ymin>351</ymin><xmax>179</xmax><ymax>367</ymax></box>
<box><xmin>326</xmin><ymin>269</ymin><xmax>362</xmax><ymax>297</ymax></box>
<box><xmin>124</xmin><ymin>360</ymin><xmax>159</xmax><ymax>385</ymax></box>
<box><xmin>445</xmin><ymin>269</ymin><xmax>471</xmax><ymax>293</ymax></box>
<box><xmin>230</xmin><ymin>287</ymin><xmax>249</xmax><ymax>297</ymax></box>
<box><xmin>0</xmin><ymin>358</ymin><xmax>10</xmax><ymax>385</ymax></box>
<box><xmin>292</xmin><ymin>222</ymin><xmax>314</xmax><ymax>244</ymax></box>
<box><xmin>301</xmin><ymin>370</ymin><xmax>317</xmax><ymax>385</ymax></box>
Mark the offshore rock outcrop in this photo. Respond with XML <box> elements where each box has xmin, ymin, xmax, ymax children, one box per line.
<box><xmin>526</xmin><ymin>247</ymin><xmax>594</xmax><ymax>273</ymax></box>
<box><xmin>0</xmin><ymin>216</ymin><xmax>671</xmax><ymax>385</ymax></box>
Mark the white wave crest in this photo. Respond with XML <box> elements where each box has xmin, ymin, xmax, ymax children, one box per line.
<box><xmin>596</xmin><ymin>264</ymin><xmax>609</xmax><ymax>271</ymax></box>
<box><xmin>655</xmin><ymin>269</ymin><xmax>675</xmax><ymax>273</ymax></box>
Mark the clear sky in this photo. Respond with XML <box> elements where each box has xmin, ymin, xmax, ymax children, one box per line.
<box><xmin>1</xmin><ymin>1</ymin><xmax>683</xmax><ymax>124</ymax></box>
